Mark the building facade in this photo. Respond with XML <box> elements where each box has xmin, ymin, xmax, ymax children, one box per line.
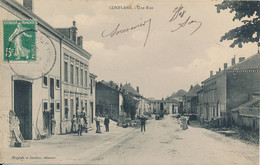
<box><xmin>0</xmin><ymin>0</ymin><xmax>95</xmax><ymax>144</ymax></box>
<box><xmin>183</xmin><ymin>84</ymin><xmax>202</xmax><ymax>114</ymax></box>
<box><xmin>201</xmin><ymin>54</ymin><xmax>260</xmax><ymax>126</ymax></box>
<box><xmin>96</xmin><ymin>81</ymin><xmax>124</xmax><ymax>121</ymax></box>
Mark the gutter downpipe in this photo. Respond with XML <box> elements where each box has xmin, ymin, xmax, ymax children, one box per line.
<box><xmin>60</xmin><ymin>36</ymin><xmax>64</xmax><ymax>134</ymax></box>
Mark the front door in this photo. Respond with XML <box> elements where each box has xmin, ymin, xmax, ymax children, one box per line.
<box><xmin>43</xmin><ymin>111</ymin><xmax>51</xmax><ymax>135</ymax></box>
<box><xmin>14</xmin><ymin>80</ymin><xmax>32</xmax><ymax>140</ymax></box>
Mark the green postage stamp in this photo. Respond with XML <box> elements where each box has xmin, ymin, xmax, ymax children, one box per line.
<box><xmin>3</xmin><ymin>20</ymin><xmax>36</xmax><ymax>62</ymax></box>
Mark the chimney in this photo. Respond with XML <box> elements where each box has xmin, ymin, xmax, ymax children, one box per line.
<box><xmin>77</xmin><ymin>36</ymin><xmax>83</xmax><ymax>48</ymax></box>
<box><xmin>190</xmin><ymin>85</ymin><xmax>193</xmax><ymax>90</ymax></box>
<box><xmin>23</xmin><ymin>0</ymin><xmax>33</xmax><ymax>12</ymax></box>
<box><xmin>224</xmin><ymin>63</ymin><xmax>228</xmax><ymax>70</ymax></box>
<box><xmin>71</xmin><ymin>21</ymin><xmax>78</xmax><ymax>43</ymax></box>
<box><xmin>120</xmin><ymin>83</ymin><xmax>122</xmax><ymax>88</ymax></box>
<box><xmin>136</xmin><ymin>86</ymin><xmax>139</xmax><ymax>93</ymax></box>
<box><xmin>239</xmin><ymin>57</ymin><xmax>245</xmax><ymax>62</ymax></box>
<box><xmin>210</xmin><ymin>71</ymin><xmax>213</xmax><ymax>77</ymax></box>
<box><xmin>231</xmin><ymin>55</ymin><xmax>236</xmax><ymax>66</ymax></box>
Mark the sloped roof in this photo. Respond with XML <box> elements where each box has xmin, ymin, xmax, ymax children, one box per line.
<box><xmin>202</xmin><ymin>53</ymin><xmax>260</xmax><ymax>84</ymax></box>
<box><xmin>121</xmin><ymin>83</ymin><xmax>141</xmax><ymax>97</ymax></box>
<box><xmin>96</xmin><ymin>81</ymin><xmax>121</xmax><ymax>93</ymax></box>
<box><xmin>185</xmin><ymin>84</ymin><xmax>202</xmax><ymax>97</ymax></box>
<box><xmin>227</xmin><ymin>53</ymin><xmax>260</xmax><ymax>71</ymax></box>
<box><xmin>231</xmin><ymin>96</ymin><xmax>260</xmax><ymax>112</ymax></box>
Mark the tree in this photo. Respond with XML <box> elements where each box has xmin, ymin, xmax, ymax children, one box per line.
<box><xmin>122</xmin><ymin>93</ymin><xmax>138</xmax><ymax>120</ymax></box>
<box><xmin>96</xmin><ymin>101</ymin><xmax>110</xmax><ymax>116</ymax></box>
<box><xmin>216</xmin><ymin>1</ymin><xmax>260</xmax><ymax>48</ymax></box>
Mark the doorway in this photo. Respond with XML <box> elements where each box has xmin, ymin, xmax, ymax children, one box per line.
<box><xmin>14</xmin><ymin>80</ymin><xmax>32</xmax><ymax>140</ymax></box>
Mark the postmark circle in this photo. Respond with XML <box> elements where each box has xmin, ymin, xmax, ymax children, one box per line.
<box><xmin>7</xmin><ymin>29</ymin><xmax>56</xmax><ymax>80</ymax></box>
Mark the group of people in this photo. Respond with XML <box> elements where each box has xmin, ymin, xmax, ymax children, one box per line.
<box><xmin>177</xmin><ymin>115</ymin><xmax>189</xmax><ymax>130</ymax></box>
<box><xmin>71</xmin><ymin>108</ymin><xmax>88</xmax><ymax>136</ymax></box>
<box><xmin>94</xmin><ymin>115</ymin><xmax>110</xmax><ymax>133</ymax></box>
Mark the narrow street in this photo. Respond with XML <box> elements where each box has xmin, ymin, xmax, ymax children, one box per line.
<box><xmin>3</xmin><ymin>115</ymin><xmax>259</xmax><ymax>165</ymax></box>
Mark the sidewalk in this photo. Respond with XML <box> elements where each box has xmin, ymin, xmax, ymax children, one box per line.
<box><xmin>2</xmin><ymin>119</ymin><xmax>138</xmax><ymax>164</ymax></box>
<box><xmin>189</xmin><ymin>120</ymin><xmax>259</xmax><ymax>144</ymax></box>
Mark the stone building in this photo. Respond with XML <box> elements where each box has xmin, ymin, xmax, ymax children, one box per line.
<box><xmin>201</xmin><ymin>54</ymin><xmax>260</xmax><ymax>126</ymax></box>
<box><xmin>95</xmin><ymin>81</ymin><xmax>124</xmax><ymax>121</ymax></box>
<box><xmin>0</xmin><ymin>0</ymin><xmax>96</xmax><ymax>142</ymax></box>
<box><xmin>183</xmin><ymin>84</ymin><xmax>202</xmax><ymax>114</ymax></box>
<box><xmin>231</xmin><ymin>94</ymin><xmax>259</xmax><ymax>131</ymax></box>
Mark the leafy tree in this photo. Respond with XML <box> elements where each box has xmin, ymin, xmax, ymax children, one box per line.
<box><xmin>96</xmin><ymin>101</ymin><xmax>110</xmax><ymax>117</ymax></box>
<box><xmin>216</xmin><ymin>1</ymin><xmax>260</xmax><ymax>48</ymax></box>
<box><xmin>122</xmin><ymin>93</ymin><xmax>138</xmax><ymax>120</ymax></box>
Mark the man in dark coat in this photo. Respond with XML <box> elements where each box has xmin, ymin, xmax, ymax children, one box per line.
<box><xmin>140</xmin><ymin>115</ymin><xmax>147</xmax><ymax>132</ymax></box>
<box><xmin>104</xmin><ymin>115</ymin><xmax>110</xmax><ymax>132</ymax></box>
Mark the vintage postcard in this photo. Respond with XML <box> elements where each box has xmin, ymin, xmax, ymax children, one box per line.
<box><xmin>0</xmin><ymin>0</ymin><xmax>259</xmax><ymax>164</ymax></box>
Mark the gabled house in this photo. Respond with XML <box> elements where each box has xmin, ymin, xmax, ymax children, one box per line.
<box><xmin>121</xmin><ymin>83</ymin><xmax>149</xmax><ymax>117</ymax></box>
<box><xmin>201</xmin><ymin>53</ymin><xmax>260</xmax><ymax>126</ymax></box>
<box><xmin>183</xmin><ymin>84</ymin><xmax>202</xmax><ymax>114</ymax></box>
<box><xmin>231</xmin><ymin>94</ymin><xmax>260</xmax><ymax>131</ymax></box>
<box><xmin>95</xmin><ymin>81</ymin><xmax>124</xmax><ymax>121</ymax></box>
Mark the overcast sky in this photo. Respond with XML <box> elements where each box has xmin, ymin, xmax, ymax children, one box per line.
<box><xmin>24</xmin><ymin>0</ymin><xmax>257</xmax><ymax>99</ymax></box>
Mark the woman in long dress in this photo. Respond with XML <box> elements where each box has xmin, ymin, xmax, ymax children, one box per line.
<box><xmin>71</xmin><ymin>115</ymin><xmax>78</xmax><ymax>133</ymax></box>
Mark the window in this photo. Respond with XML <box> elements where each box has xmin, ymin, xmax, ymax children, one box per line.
<box><xmin>56</xmin><ymin>78</ymin><xmax>60</xmax><ymax>89</ymax></box>
<box><xmin>50</xmin><ymin>78</ymin><xmax>54</xmax><ymax>99</ymax></box>
<box><xmin>76</xmin><ymin>66</ymin><xmax>79</xmax><ymax>85</ymax></box>
<box><xmin>76</xmin><ymin>97</ymin><xmax>79</xmax><ymax>110</ymax></box>
<box><xmin>81</xmin><ymin>100</ymin><xmax>83</xmax><ymax>111</ymax></box>
<box><xmin>70</xmin><ymin>99</ymin><xmax>74</xmax><ymax>117</ymax></box>
<box><xmin>85</xmin><ymin>101</ymin><xmax>87</xmax><ymax>111</ymax></box>
<box><xmin>64</xmin><ymin>61</ymin><xmax>68</xmax><ymax>82</ymax></box>
<box><xmin>70</xmin><ymin>64</ymin><xmax>74</xmax><ymax>84</ymax></box>
<box><xmin>85</xmin><ymin>71</ymin><xmax>88</xmax><ymax>87</ymax></box>
<box><xmin>80</xmin><ymin>68</ymin><xmax>83</xmax><ymax>86</ymax></box>
<box><xmin>43</xmin><ymin>102</ymin><xmax>48</xmax><ymax>111</ymax></box>
<box><xmin>65</xmin><ymin>98</ymin><xmax>68</xmax><ymax>119</ymax></box>
<box><xmin>56</xmin><ymin>102</ymin><xmax>60</xmax><ymax>110</ymax></box>
<box><xmin>50</xmin><ymin>103</ymin><xmax>54</xmax><ymax>117</ymax></box>
<box><xmin>90</xmin><ymin>79</ymin><xmax>93</xmax><ymax>94</ymax></box>
<box><xmin>43</xmin><ymin>76</ymin><xmax>48</xmax><ymax>87</ymax></box>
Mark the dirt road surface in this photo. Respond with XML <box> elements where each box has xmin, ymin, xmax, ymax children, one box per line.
<box><xmin>2</xmin><ymin>115</ymin><xmax>259</xmax><ymax>165</ymax></box>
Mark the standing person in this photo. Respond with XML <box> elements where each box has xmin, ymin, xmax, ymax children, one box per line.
<box><xmin>104</xmin><ymin>115</ymin><xmax>110</xmax><ymax>132</ymax></box>
<box><xmin>51</xmin><ymin>115</ymin><xmax>56</xmax><ymax>135</ymax></box>
<box><xmin>77</xmin><ymin>115</ymin><xmax>84</xmax><ymax>136</ymax></box>
<box><xmin>71</xmin><ymin>115</ymin><xmax>77</xmax><ymax>133</ymax></box>
<box><xmin>181</xmin><ymin>116</ymin><xmax>188</xmax><ymax>130</ymax></box>
<box><xmin>94</xmin><ymin>115</ymin><xmax>101</xmax><ymax>133</ymax></box>
<box><xmin>82</xmin><ymin>108</ymin><xmax>87</xmax><ymax>124</ymax></box>
<box><xmin>140</xmin><ymin>115</ymin><xmax>147</xmax><ymax>132</ymax></box>
<box><xmin>82</xmin><ymin>108</ymin><xmax>88</xmax><ymax>133</ymax></box>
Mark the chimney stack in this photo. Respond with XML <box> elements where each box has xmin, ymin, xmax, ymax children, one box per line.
<box><xmin>210</xmin><ymin>71</ymin><xmax>213</xmax><ymax>77</ymax></box>
<box><xmin>231</xmin><ymin>55</ymin><xmax>236</xmax><ymax>66</ymax></box>
<box><xmin>239</xmin><ymin>57</ymin><xmax>245</xmax><ymax>62</ymax></box>
<box><xmin>77</xmin><ymin>36</ymin><xmax>83</xmax><ymax>48</ymax></box>
<box><xmin>224</xmin><ymin>63</ymin><xmax>228</xmax><ymax>70</ymax></box>
<box><xmin>23</xmin><ymin>0</ymin><xmax>33</xmax><ymax>12</ymax></box>
<box><xmin>136</xmin><ymin>86</ymin><xmax>139</xmax><ymax>93</ymax></box>
<box><xmin>71</xmin><ymin>21</ymin><xmax>78</xmax><ymax>43</ymax></box>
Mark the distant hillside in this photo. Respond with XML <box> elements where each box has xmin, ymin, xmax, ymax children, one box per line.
<box><xmin>172</xmin><ymin>89</ymin><xmax>187</xmax><ymax>98</ymax></box>
<box><xmin>147</xmin><ymin>97</ymin><xmax>156</xmax><ymax>101</ymax></box>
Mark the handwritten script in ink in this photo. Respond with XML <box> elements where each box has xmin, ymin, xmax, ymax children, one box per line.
<box><xmin>101</xmin><ymin>18</ymin><xmax>151</xmax><ymax>47</ymax></box>
<box><xmin>169</xmin><ymin>4</ymin><xmax>202</xmax><ymax>35</ymax></box>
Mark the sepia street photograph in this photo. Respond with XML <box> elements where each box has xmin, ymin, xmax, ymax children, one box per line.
<box><xmin>0</xmin><ymin>0</ymin><xmax>259</xmax><ymax>164</ymax></box>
